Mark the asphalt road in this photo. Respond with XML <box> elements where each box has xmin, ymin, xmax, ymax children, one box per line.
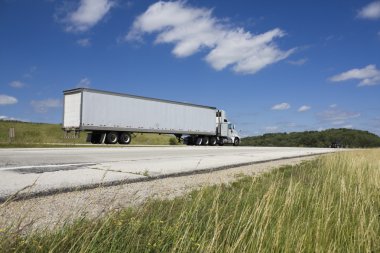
<box><xmin>0</xmin><ymin>146</ymin><xmax>336</xmax><ymax>200</ymax></box>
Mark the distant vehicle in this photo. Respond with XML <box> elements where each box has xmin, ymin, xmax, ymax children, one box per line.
<box><xmin>330</xmin><ymin>142</ymin><xmax>342</xmax><ymax>148</ymax></box>
<box><xmin>62</xmin><ymin>88</ymin><xmax>240</xmax><ymax>146</ymax></box>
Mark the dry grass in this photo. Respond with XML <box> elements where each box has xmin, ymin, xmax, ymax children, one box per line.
<box><xmin>1</xmin><ymin>150</ymin><xmax>380</xmax><ymax>252</ymax></box>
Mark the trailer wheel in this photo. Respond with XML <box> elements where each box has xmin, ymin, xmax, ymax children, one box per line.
<box><xmin>233</xmin><ymin>138</ymin><xmax>240</xmax><ymax>146</ymax></box>
<box><xmin>195</xmin><ymin>137</ymin><xmax>203</xmax><ymax>146</ymax></box>
<box><xmin>106</xmin><ymin>132</ymin><xmax>118</xmax><ymax>144</ymax></box>
<box><xmin>209</xmin><ymin>137</ymin><xmax>217</xmax><ymax>146</ymax></box>
<box><xmin>202</xmin><ymin>137</ymin><xmax>209</xmax><ymax>145</ymax></box>
<box><xmin>90</xmin><ymin>133</ymin><xmax>101</xmax><ymax>144</ymax></box>
<box><xmin>184</xmin><ymin>136</ymin><xmax>194</xmax><ymax>145</ymax></box>
<box><xmin>118</xmin><ymin>132</ymin><xmax>131</xmax><ymax>145</ymax></box>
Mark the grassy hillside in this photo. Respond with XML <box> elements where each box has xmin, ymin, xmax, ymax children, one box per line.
<box><xmin>0</xmin><ymin>120</ymin><xmax>177</xmax><ymax>146</ymax></box>
<box><xmin>1</xmin><ymin>150</ymin><xmax>380</xmax><ymax>252</ymax></box>
<box><xmin>242</xmin><ymin>128</ymin><xmax>380</xmax><ymax>148</ymax></box>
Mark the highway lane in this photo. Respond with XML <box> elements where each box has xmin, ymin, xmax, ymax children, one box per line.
<box><xmin>0</xmin><ymin>146</ymin><xmax>337</xmax><ymax>200</ymax></box>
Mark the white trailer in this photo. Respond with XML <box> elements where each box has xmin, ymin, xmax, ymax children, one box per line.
<box><xmin>63</xmin><ymin>88</ymin><xmax>240</xmax><ymax>146</ymax></box>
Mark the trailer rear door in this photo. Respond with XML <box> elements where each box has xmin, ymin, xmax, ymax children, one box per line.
<box><xmin>63</xmin><ymin>92</ymin><xmax>82</xmax><ymax>129</ymax></box>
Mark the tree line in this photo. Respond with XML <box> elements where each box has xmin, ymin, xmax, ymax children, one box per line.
<box><xmin>241</xmin><ymin>128</ymin><xmax>380</xmax><ymax>148</ymax></box>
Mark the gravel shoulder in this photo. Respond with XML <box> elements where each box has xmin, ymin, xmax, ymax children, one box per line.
<box><xmin>0</xmin><ymin>156</ymin><xmax>318</xmax><ymax>233</ymax></box>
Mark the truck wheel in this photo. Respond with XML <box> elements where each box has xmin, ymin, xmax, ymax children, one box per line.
<box><xmin>90</xmin><ymin>133</ymin><xmax>101</xmax><ymax>144</ymax></box>
<box><xmin>218</xmin><ymin>139</ymin><xmax>224</xmax><ymax>146</ymax></box>
<box><xmin>185</xmin><ymin>136</ymin><xmax>194</xmax><ymax>145</ymax></box>
<box><xmin>209</xmin><ymin>137</ymin><xmax>217</xmax><ymax>146</ymax></box>
<box><xmin>118</xmin><ymin>132</ymin><xmax>131</xmax><ymax>145</ymax></box>
<box><xmin>106</xmin><ymin>132</ymin><xmax>118</xmax><ymax>144</ymax></box>
<box><xmin>195</xmin><ymin>137</ymin><xmax>203</xmax><ymax>146</ymax></box>
<box><xmin>233</xmin><ymin>138</ymin><xmax>240</xmax><ymax>146</ymax></box>
<box><xmin>202</xmin><ymin>137</ymin><xmax>209</xmax><ymax>145</ymax></box>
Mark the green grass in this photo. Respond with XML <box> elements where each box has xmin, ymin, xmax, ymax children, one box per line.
<box><xmin>0</xmin><ymin>121</ymin><xmax>179</xmax><ymax>147</ymax></box>
<box><xmin>1</xmin><ymin>150</ymin><xmax>380</xmax><ymax>252</ymax></box>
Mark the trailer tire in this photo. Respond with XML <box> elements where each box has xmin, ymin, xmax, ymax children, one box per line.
<box><xmin>209</xmin><ymin>137</ymin><xmax>217</xmax><ymax>146</ymax></box>
<box><xmin>202</xmin><ymin>137</ymin><xmax>209</xmax><ymax>145</ymax></box>
<box><xmin>106</xmin><ymin>132</ymin><xmax>118</xmax><ymax>144</ymax></box>
<box><xmin>195</xmin><ymin>137</ymin><xmax>203</xmax><ymax>146</ymax></box>
<box><xmin>233</xmin><ymin>138</ymin><xmax>240</xmax><ymax>146</ymax></box>
<box><xmin>185</xmin><ymin>136</ymin><xmax>194</xmax><ymax>145</ymax></box>
<box><xmin>118</xmin><ymin>132</ymin><xmax>131</xmax><ymax>145</ymax></box>
<box><xmin>90</xmin><ymin>133</ymin><xmax>101</xmax><ymax>144</ymax></box>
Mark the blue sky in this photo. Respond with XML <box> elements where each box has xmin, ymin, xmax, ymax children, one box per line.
<box><xmin>1</xmin><ymin>0</ymin><xmax>380</xmax><ymax>136</ymax></box>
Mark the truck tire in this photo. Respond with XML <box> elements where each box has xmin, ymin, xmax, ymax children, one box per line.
<box><xmin>202</xmin><ymin>137</ymin><xmax>209</xmax><ymax>145</ymax></box>
<box><xmin>118</xmin><ymin>132</ymin><xmax>131</xmax><ymax>145</ymax></box>
<box><xmin>106</xmin><ymin>132</ymin><xmax>118</xmax><ymax>144</ymax></box>
<box><xmin>195</xmin><ymin>137</ymin><xmax>203</xmax><ymax>146</ymax></box>
<box><xmin>90</xmin><ymin>133</ymin><xmax>101</xmax><ymax>144</ymax></box>
<box><xmin>185</xmin><ymin>136</ymin><xmax>194</xmax><ymax>145</ymax></box>
<box><xmin>209</xmin><ymin>137</ymin><xmax>217</xmax><ymax>146</ymax></box>
<box><xmin>218</xmin><ymin>138</ymin><xmax>224</xmax><ymax>146</ymax></box>
<box><xmin>233</xmin><ymin>138</ymin><xmax>240</xmax><ymax>146</ymax></box>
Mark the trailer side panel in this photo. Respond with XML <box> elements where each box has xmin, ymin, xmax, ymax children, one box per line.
<box><xmin>80</xmin><ymin>90</ymin><xmax>216</xmax><ymax>135</ymax></box>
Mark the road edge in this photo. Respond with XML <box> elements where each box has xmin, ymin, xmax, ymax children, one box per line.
<box><xmin>0</xmin><ymin>153</ymin><xmax>329</xmax><ymax>203</ymax></box>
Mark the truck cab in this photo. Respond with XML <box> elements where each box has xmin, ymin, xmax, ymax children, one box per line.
<box><xmin>216</xmin><ymin>110</ymin><xmax>240</xmax><ymax>146</ymax></box>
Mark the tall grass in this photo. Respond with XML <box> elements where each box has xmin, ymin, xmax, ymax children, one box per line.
<box><xmin>1</xmin><ymin>150</ymin><xmax>380</xmax><ymax>252</ymax></box>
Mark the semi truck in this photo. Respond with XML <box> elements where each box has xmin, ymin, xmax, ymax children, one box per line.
<box><xmin>62</xmin><ymin>88</ymin><xmax>240</xmax><ymax>146</ymax></box>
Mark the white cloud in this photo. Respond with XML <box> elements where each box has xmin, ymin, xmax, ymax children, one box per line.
<box><xmin>31</xmin><ymin>99</ymin><xmax>61</xmax><ymax>113</ymax></box>
<box><xmin>358</xmin><ymin>1</ymin><xmax>380</xmax><ymax>20</ymax></box>
<box><xmin>288</xmin><ymin>58</ymin><xmax>308</xmax><ymax>66</ymax></box>
<box><xmin>0</xmin><ymin>115</ymin><xmax>16</xmax><ymax>120</ymax></box>
<box><xmin>0</xmin><ymin>115</ymin><xmax>26</xmax><ymax>122</ymax></box>
<box><xmin>317</xmin><ymin>108</ymin><xmax>360</xmax><ymax>126</ymax></box>
<box><xmin>63</xmin><ymin>0</ymin><xmax>114</xmax><ymax>32</ymax></box>
<box><xmin>329</xmin><ymin>64</ymin><xmax>380</xmax><ymax>86</ymax></box>
<box><xmin>343</xmin><ymin>124</ymin><xmax>353</xmax><ymax>129</ymax></box>
<box><xmin>329</xmin><ymin>104</ymin><xmax>337</xmax><ymax>108</ymax></box>
<box><xmin>127</xmin><ymin>1</ymin><xmax>294</xmax><ymax>74</ymax></box>
<box><xmin>271</xmin><ymin>102</ymin><xmax>290</xmax><ymax>110</ymax></box>
<box><xmin>77</xmin><ymin>38</ymin><xmax>91</xmax><ymax>47</ymax></box>
<box><xmin>9</xmin><ymin>80</ymin><xmax>25</xmax><ymax>88</ymax></box>
<box><xmin>298</xmin><ymin>105</ymin><xmax>311</xmax><ymax>112</ymax></box>
<box><xmin>76</xmin><ymin>77</ymin><xmax>91</xmax><ymax>88</ymax></box>
<box><xmin>0</xmin><ymin>95</ymin><xmax>18</xmax><ymax>105</ymax></box>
